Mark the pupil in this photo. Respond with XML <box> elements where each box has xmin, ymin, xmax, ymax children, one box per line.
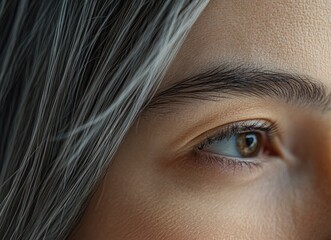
<box><xmin>245</xmin><ymin>135</ymin><xmax>256</xmax><ymax>148</ymax></box>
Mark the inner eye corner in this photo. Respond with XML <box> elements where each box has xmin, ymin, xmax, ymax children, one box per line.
<box><xmin>261</xmin><ymin>135</ymin><xmax>280</xmax><ymax>157</ymax></box>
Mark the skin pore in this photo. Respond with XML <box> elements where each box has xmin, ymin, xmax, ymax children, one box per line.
<box><xmin>70</xmin><ymin>1</ymin><xmax>331</xmax><ymax>239</ymax></box>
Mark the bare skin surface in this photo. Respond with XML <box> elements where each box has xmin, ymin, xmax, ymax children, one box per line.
<box><xmin>70</xmin><ymin>1</ymin><xmax>331</xmax><ymax>239</ymax></box>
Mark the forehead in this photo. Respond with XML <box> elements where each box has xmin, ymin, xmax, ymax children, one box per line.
<box><xmin>164</xmin><ymin>0</ymin><xmax>331</xmax><ymax>88</ymax></box>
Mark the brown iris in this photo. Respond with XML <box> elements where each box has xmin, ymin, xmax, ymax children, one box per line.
<box><xmin>236</xmin><ymin>132</ymin><xmax>262</xmax><ymax>157</ymax></box>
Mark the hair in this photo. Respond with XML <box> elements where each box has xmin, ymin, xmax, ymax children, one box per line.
<box><xmin>0</xmin><ymin>1</ymin><xmax>208</xmax><ymax>239</ymax></box>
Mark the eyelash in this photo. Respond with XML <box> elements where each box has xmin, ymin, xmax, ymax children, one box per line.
<box><xmin>193</xmin><ymin>120</ymin><xmax>279</xmax><ymax>172</ymax></box>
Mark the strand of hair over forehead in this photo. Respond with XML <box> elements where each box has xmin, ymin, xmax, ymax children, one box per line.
<box><xmin>0</xmin><ymin>0</ymin><xmax>208</xmax><ymax>239</ymax></box>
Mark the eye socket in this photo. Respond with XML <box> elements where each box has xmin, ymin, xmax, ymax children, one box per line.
<box><xmin>196</xmin><ymin>120</ymin><xmax>278</xmax><ymax>160</ymax></box>
<box><xmin>202</xmin><ymin>131</ymin><xmax>263</xmax><ymax>158</ymax></box>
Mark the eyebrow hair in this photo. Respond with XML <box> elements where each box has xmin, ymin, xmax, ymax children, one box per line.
<box><xmin>145</xmin><ymin>63</ymin><xmax>331</xmax><ymax>113</ymax></box>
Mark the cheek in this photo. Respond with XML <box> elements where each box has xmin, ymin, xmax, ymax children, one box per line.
<box><xmin>78</xmin><ymin>162</ymin><xmax>222</xmax><ymax>240</ymax></box>
<box><xmin>72</xmin><ymin>153</ymin><xmax>296</xmax><ymax>240</ymax></box>
<box><xmin>71</xmin><ymin>171</ymin><xmax>218</xmax><ymax>239</ymax></box>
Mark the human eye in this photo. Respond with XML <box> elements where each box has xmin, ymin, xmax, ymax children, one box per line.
<box><xmin>193</xmin><ymin>119</ymin><xmax>280</xmax><ymax>172</ymax></box>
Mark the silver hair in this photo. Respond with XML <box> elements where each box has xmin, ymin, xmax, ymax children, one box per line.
<box><xmin>0</xmin><ymin>0</ymin><xmax>208</xmax><ymax>239</ymax></box>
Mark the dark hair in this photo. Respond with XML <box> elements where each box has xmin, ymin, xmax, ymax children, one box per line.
<box><xmin>0</xmin><ymin>0</ymin><xmax>207</xmax><ymax>239</ymax></box>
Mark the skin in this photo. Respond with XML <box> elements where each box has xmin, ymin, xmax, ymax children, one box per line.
<box><xmin>70</xmin><ymin>1</ymin><xmax>331</xmax><ymax>239</ymax></box>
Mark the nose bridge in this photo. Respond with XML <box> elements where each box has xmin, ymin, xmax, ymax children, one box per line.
<box><xmin>301</xmin><ymin>196</ymin><xmax>331</xmax><ymax>239</ymax></box>
<box><xmin>289</xmin><ymin>174</ymin><xmax>331</xmax><ymax>239</ymax></box>
<box><xmin>312</xmin><ymin>133</ymin><xmax>331</xmax><ymax>196</ymax></box>
<box><xmin>303</xmin><ymin>134</ymin><xmax>331</xmax><ymax>238</ymax></box>
<box><xmin>286</xmin><ymin>125</ymin><xmax>331</xmax><ymax>239</ymax></box>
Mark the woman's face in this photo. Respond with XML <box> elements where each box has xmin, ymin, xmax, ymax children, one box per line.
<box><xmin>71</xmin><ymin>1</ymin><xmax>331</xmax><ymax>239</ymax></box>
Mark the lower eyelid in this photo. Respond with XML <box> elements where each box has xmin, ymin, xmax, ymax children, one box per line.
<box><xmin>192</xmin><ymin>149</ymin><xmax>263</xmax><ymax>173</ymax></box>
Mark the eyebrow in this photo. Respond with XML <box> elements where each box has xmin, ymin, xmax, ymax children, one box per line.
<box><xmin>144</xmin><ymin>63</ymin><xmax>331</xmax><ymax>113</ymax></box>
